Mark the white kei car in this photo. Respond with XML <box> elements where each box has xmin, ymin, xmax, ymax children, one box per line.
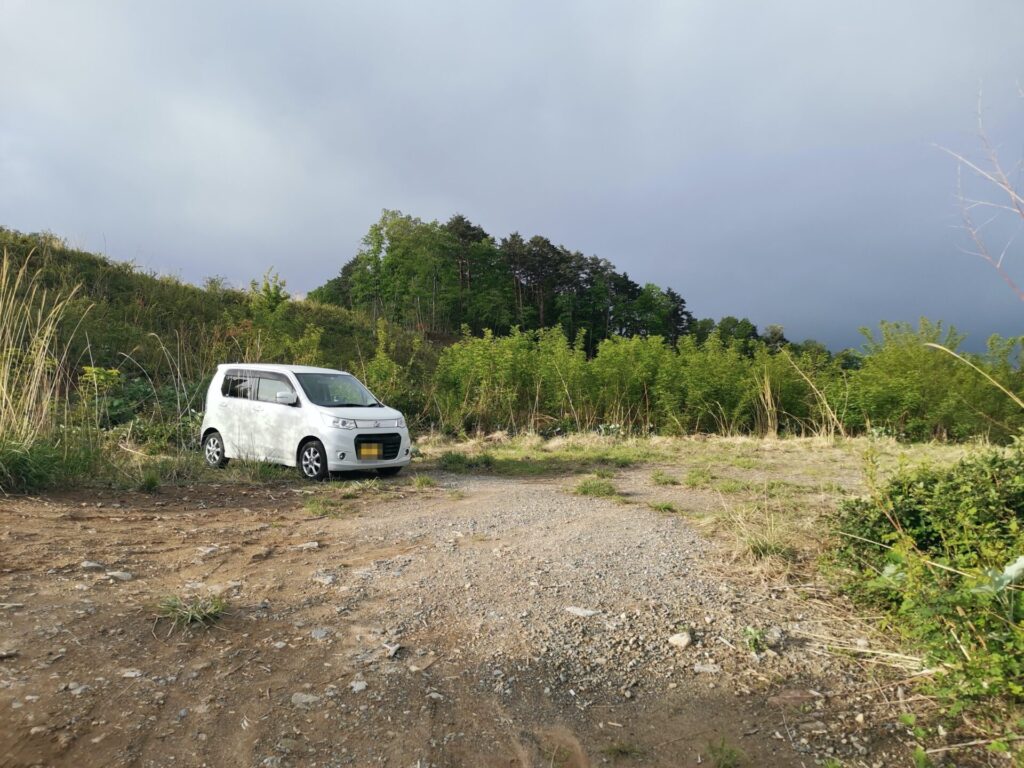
<box><xmin>199</xmin><ymin>364</ymin><xmax>411</xmax><ymax>480</ymax></box>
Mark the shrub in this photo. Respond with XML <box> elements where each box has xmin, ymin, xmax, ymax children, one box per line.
<box><xmin>831</xmin><ymin>443</ymin><xmax>1024</xmax><ymax>700</ymax></box>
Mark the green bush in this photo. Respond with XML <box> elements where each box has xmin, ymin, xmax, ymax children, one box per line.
<box><xmin>831</xmin><ymin>444</ymin><xmax>1024</xmax><ymax>700</ymax></box>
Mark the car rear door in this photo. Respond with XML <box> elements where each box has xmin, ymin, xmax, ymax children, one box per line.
<box><xmin>218</xmin><ymin>369</ymin><xmax>258</xmax><ymax>459</ymax></box>
<box><xmin>252</xmin><ymin>372</ymin><xmax>303</xmax><ymax>463</ymax></box>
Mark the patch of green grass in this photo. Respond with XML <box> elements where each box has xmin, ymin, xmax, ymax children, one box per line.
<box><xmin>684</xmin><ymin>466</ymin><xmax>714</xmax><ymax>488</ymax></box>
<box><xmin>0</xmin><ymin>439</ymin><xmax>93</xmax><ymax>493</ymax></box>
<box><xmin>716</xmin><ymin>478</ymin><xmax>748</xmax><ymax>494</ymax></box>
<box><xmin>594</xmin><ymin>467</ymin><xmax>615</xmax><ymax>479</ymax></box>
<box><xmin>728</xmin><ymin>456</ymin><xmax>760</xmax><ymax>470</ymax></box>
<box><xmin>707</xmin><ymin>738</ymin><xmax>745</xmax><ymax>768</ymax></box>
<box><xmin>156</xmin><ymin>594</ymin><xmax>228</xmax><ymax>631</ymax></box>
<box><xmin>438</xmin><ymin>451</ymin><xmax>495</xmax><ymax>472</ymax></box>
<box><xmin>574</xmin><ymin>477</ymin><xmax>618</xmax><ymax>497</ymax></box>
<box><xmin>412</xmin><ymin>473</ymin><xmax>436</xmax><ymax>488</ymax></box>
<box><xmin>651</xmin><ymin>469</ymin><xmax>680</xmax><ymax>486</ymax></box>
<box><xmin>648</xmin><ymin>501</ymin><xmax>678</xmax><ymax>513</ymax></box>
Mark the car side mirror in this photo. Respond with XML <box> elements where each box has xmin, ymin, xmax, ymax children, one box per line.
<box><xmin>276</xmin><ymin>391</ymin><xmax>298</xmax><ymax>406</ymax></box>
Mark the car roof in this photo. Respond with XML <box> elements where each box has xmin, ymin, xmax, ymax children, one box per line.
<box><xmin>218</xmin><ymin>363</ymin><xmax>351</xmax><ymax>376</ymax></box>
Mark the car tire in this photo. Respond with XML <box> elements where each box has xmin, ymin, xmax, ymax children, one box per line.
<box><xmin>299</xmin><ymin>439</ymin><xmax>329</xmax><ymax>481</ymax></box>
<box><xmin>377</xmin><ymin>466</ymin><xmax>402</xmax><ymax>477</ymax></box>
<box><xmin>202</xmin><ymin>431</ymin><xmax>229</xmax><ymax>469</ymax></box>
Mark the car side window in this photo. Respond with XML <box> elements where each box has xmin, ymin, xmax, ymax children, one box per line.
<box><xmin>221</xmin><ymin>370</ymin><xmax>256</xmax><ymax>399</ymax></box>
<box><xmin>256</xmin><ymin>375</ymin><xmax>297</xmax><ymax>404</ymax></box>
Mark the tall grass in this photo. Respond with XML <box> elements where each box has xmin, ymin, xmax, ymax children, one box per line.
<box><xmin>0</xmin><ymin>250</ymin><xmax>84</xmax><ymax>491</ymax></box>
<box><xmin>0</xmin><ymin>249</ymin><xmax>79</xmax><ymax>447</ymax></box>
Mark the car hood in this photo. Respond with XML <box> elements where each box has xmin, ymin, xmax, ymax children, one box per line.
<box><xmin>318</xmin><ymin>405</ymin><xmax>404</xmax><ymax>424</ymax></box>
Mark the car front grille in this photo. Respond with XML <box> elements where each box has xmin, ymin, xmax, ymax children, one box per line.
<box><xmin>354</xmin><ymin>433</ymin><xmax>402</xmax><ymax>461</ymax></box>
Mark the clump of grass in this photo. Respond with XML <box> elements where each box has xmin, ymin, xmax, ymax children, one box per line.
<box><xmin>412</xmin><ymin>473</ymin><xmax>436</xmax><ymax>488</ymax></box>
<box><xmin>601</xmin><ymin>741</ymin><xmax>645</xmax><ymax>759</ymax></box>
<box><xmin>707</xmin><ymin>738</ymin><xmax>745</xmax><ymax>768</ymax></box>
<box><xmin>339</xmin><ymin>477</ymin><xmax>380</xmax><ymax>498</ymax></box>
<box><xmin>716</xmin><ymin>478</ymin><xmax>748</xmax><ymax>494</ymax></box>
<box><xmin>747</xmin><ymin>536</ymin><xmax>796</xmax><ymax>561</ymax></box>
<box><xmin>648</xmin><ymin>501</ymin><xmax>678</xmax><ymax>513</ymax></box>
<box><xmin>574</xmin><ymin>477</ymin><xmax>618</xmax><ymax>497</ymax></box>
<box><xmin>137</xmin><ymin>469</ymin><xmax>161</xmax><ymax>493</ymax></box>
<box><xmin>651</xmin><ymin>469</ymin><xmax>680</xmax><ymax>486</ymax></box>
<box><xmin>0</xmin><ymin>441</ymin><xmax>67</xmax><ymax>492</ymax></box>
<box><xmin>593</xmin><ymin>467</ymin><xmax>615</xmax><ymax>479</ymax></box>
<box><xmin>156</xmin><ymin>594</ymin><xmax>228</xmax><ymax>631</ymax></box>
<box><xmin>684</xmin><ymin>467</ymin><xmax>714</xmax><ymax>488</ymax></box>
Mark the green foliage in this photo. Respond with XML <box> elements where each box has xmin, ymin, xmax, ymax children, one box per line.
<box><xmin>850</xmin><ymin>320</ymin><xmax>1024</xmax><ymax>441</ymax></box>
<box><xmin>832</xmin><ymin>443</ymin><xmax>1024</xmax><ymax>701</ymax></box>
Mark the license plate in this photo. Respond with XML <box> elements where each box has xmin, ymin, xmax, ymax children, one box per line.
<box><xmin>357</xmin><ymin>443</ymin><xmax>382</xmax><ymax>460</ymax></box>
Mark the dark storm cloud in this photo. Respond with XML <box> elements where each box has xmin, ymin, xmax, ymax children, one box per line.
<box><xmin>2</xmin><ymin>0</ymin><xmax>1023</xmax><ymax>348</ymax></box>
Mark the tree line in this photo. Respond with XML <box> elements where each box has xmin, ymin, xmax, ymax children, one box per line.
<box><xmin>3</xmin><ymin>225</ymin><xmax>1022</xmax><ymax>447</ymax></box>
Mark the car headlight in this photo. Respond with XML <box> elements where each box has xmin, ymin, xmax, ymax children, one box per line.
<box><xmin>321</xmin><ymin>413</ymin><xmax>356</xmax><ymax>430</ymax></box>
<box><xmin>397</xmin><ymin>416</ymin><xmax>406</xmax><ymax>429</ymax></box>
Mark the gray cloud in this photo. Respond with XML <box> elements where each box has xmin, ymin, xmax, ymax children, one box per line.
<box><xmin>2</xmin><ymin>0</ymin><xmax>1023</xmax><ymax>348</ymax></box>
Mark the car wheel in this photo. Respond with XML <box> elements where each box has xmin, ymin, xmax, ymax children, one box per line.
<box><xmin>202</xmin><ymin>431</ymin><xmax>229</xmax><ymax>469</ymax></box>
<box><xmin>299</xmin><ymin>439</ymin><xmax>329</xmax><ymax>481</ymax></box>
<box><xmin>377</xmin><ymin>466</ymin><xmax>402</xmax><ymax>477</ymax></box>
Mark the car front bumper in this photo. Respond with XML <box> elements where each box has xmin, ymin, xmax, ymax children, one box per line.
<box><xmin>321</xmin><ymin>429</ymin><xmax>412</xmax><ymax>472</ymax></box>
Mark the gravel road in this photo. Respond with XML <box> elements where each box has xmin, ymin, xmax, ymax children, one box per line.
<box><xmin>1</xmin><ymin>469</ymin><xmax>912</xmax><ymax>767</ymax></box>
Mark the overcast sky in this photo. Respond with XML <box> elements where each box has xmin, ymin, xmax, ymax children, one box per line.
<box><xmin>2</xmin><ymin>1</ymin><xmax>1023</xmax><ymax>349</ymax></box>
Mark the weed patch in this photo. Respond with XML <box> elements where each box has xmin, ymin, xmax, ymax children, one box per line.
<box><xmin>684</xmin><ymin>466</ymin><xmax>714</xmax><ymax>488</ymax></box>
<box><xmin>651</xmin><ymin>469</ymin><xmax>680</xmax><ymax>485</ymax></box>
<box><xmin>706</xmin><ymin>738</ymin><xmax>745</xmax><ymax>768</ymax></box>
<box><xmin>156</xmin><ymin>594</ymin><xmax>227</xmax><ymax>632</ymax></box>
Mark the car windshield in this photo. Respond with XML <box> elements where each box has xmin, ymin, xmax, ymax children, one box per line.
<box><xmin>294</xmin><ymin>372</ymin><xmax>380</xmax><ymax>408</ymax></box>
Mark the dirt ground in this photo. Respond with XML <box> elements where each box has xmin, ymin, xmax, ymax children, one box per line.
<box><xmin>0</xmin><ymin>440</ymin><xmax>975</xmax><ymax>767</ymax></box>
